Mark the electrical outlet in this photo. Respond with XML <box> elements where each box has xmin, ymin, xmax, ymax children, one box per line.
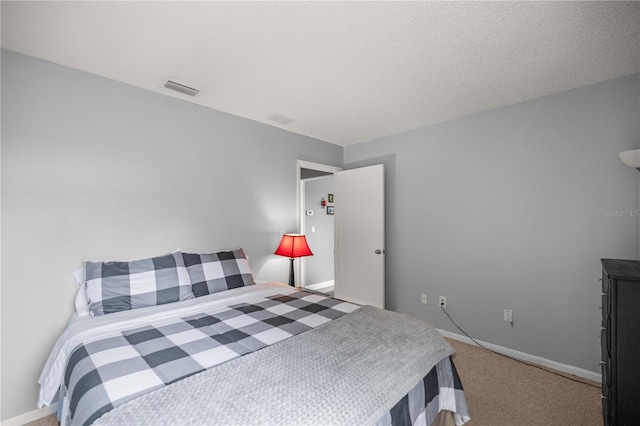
<box><xmin>439</xmin><ymin>296</ymin><xmax>447</xmax><ymax>308</ymax></box>
<box><xmin>421</xmin><ymin>294</ymin><xmax>428</xmax><ymax>305</ymax></box>
<box><xmin>504</xmin><ymin>309</ymin><xmax>512</xmax><ymax>322</ymax></box>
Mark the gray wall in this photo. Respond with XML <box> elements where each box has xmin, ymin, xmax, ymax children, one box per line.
<box><xmin>0</xmin><ymin>49</ymin><xmax>343</xmax><ymax>420</ymax></box>
<box><xmin>345</xmin><ymin>73</ymin><xmax>640</xmax><ymax>375</ymax></box>
<box><xmin>303</xmin><ymin>175</ymin><xmax>335</xmax><ymax>284</ymax></box>
<box><xmin>2</xmin><ymin>46</ymin><xmax>638</xmax><ymax>420</ymax></box>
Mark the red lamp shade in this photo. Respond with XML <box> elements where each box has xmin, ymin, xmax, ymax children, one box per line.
<box><xmin>274</xmin><ymin>234</ymin><xmax>313</xmax><ymax>259</ymax></box>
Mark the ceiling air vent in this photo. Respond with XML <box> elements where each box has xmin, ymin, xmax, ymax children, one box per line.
<box><xmin>267</xmin><ymin>113</ymin><xmax>297</xmax><ymax>125</ymax></box>
<box><xmin>164</xmin><ymin>80</ymin><xmax>200</xmax><ymax>97</ymax></box>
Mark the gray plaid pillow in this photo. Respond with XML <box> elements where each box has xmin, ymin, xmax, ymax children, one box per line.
<box><xmin>85</xmin><ymin>251</ymin><xmax>194</xmax><ymax>316</ymax></box>
<box><xmin>182</xmin><ymin>248</ymin><xmax>255</xmax><ymax>297</ymax></box>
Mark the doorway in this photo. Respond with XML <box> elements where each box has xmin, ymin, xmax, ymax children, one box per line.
<box><xmin>296</xmin><ymin>160</ymin><xmax>386</xmax><ymax>308</ymax></box>
<box><xmin>297</xmin><ymin>160</ymin><xmax>342</xmax><ymax>291</ymax></box>
<box><xmin>302</xmin><ymin>173</ymin><xmax>335</xmax><ymax>294</ymax></box>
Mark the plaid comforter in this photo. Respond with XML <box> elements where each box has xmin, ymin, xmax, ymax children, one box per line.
<box><xmin>62</xmin><ymin>291</ymin><xmax>359</xmax><ymax>425</ymax></box>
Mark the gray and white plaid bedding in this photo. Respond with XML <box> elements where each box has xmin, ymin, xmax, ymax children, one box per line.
<box><xmin>94</xmin><ymin>304</ymin><xmax>470</xmax><ymax>426</ymax></box>
<box><xmin>61</xmin><ymin>290</ymin><xmax>358</xmax><ymax>425</ymax></box>
<box><xmin>85</xmin><ymin>251</ymin><xmax>194</xmax><ymax>316</ymax></box>
<box><xmin>42</xmin><ymin>283</ymin><xmax>470</xmax><ymax>426</ymax></box>
<box><xmin>382</xmin><ymin>356</ymin><xmax>469</xmax><ymax>426</ymax></box>
<box><xmin>182</xmin><ymin>249</ymin><xmax>255</xmax><ymax>296</ymax></box>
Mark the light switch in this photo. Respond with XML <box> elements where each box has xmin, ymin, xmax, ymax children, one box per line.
<box><xmin>311</xmin><ymin>226</ymin><xmax>316</xmax><ymax>233</ymax></box>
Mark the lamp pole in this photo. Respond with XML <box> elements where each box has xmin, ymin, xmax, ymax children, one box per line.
<box><xmin>288</xmin><ymin>258</ymin><xmax>295</xmax><ymax>287</ymax></box>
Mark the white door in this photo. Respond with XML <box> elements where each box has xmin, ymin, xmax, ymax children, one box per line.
<box><xmin>334</xmin><ymin>164</ymin><xmax>385</xmax><ymax>308</ymax></box>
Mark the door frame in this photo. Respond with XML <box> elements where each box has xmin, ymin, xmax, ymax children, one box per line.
<box><xmin>296</xmin><ymin>160</ymin><xmax>342</xmax><ymax>287</ymax></box>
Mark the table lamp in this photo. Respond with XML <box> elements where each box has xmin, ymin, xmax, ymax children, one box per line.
<box><xmin>274</xmin><ymin>234</ymin><xmax>313</xmax><ymax>287</ymax></box>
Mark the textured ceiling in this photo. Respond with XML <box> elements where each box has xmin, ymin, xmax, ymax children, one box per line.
<box><xmin>2</xmin><ymin>1</ymin><xmax>639</xmax><ymax>146</ymax></box>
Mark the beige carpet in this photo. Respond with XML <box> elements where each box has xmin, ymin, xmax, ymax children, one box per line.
<box><xmin>24</xmin><ymin>338</ymin><xmax>602</xmax><ymax>426</ymax></box>
<box><xmin>447</xmin><ymin>338</ymin><xmax>602</xmax><ymax>426</ymax></box>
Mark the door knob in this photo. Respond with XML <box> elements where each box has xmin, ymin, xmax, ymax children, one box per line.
<box><xmin>375</xmin><ymin>249</ymin><xmax>385</xmax><ymax>254</ymax></box>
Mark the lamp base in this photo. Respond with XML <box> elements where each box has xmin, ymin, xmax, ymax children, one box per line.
<box><xmin>288</xmin><ymin>258</ymin><xmax>295</xmax><ymax>287</ymax></box>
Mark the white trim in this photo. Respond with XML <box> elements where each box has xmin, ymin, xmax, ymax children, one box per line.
<box><xmin>438</xmin><ymin>329</ymin><xmax>602</xmax><ymax>383</ymax></box>
<box><xmin>1</xmin><ymin>406</ymin><xmax>55</xmax><ymax>426</ymax></box>
<box><xmin>306</xmin><ymin>280</ymin><xmax>335</xmax><ymax>291</ymax></box>
<box><xmin>296</xmin><ymin>160</ymin><xmax>342</xmax><ymax>288</ymax></box>
<box><xmin>302</xmin><ymin>174</ymin><xmax>334</xmax><ymax>183</ymax></box>
<box><xmin>297</xmin><ymin>160</ymin><xmax>343</xmax><ymax>175</ymax></box>
<box><xmin>299</xmin><ymin>177</ymin><xmax>306</xmax><ymax>287</ymax></box>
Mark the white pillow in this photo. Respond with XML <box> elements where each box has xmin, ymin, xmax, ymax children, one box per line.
<box><xmin>72</xmin><ymin>266</ymin><xmax>90</xmax><ymax>316</ymax></box>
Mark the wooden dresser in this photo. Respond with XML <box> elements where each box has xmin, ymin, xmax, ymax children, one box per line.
<box><xmin>601</xmin><ymin>259</ymin><xmax>640</xmax><ymax>426</ymax></box>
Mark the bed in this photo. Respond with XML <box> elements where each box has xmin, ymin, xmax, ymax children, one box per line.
<box><xmin>38</xmin><ymin>249</ymin><xmax>471</xmax><ymax>425</ymax></box>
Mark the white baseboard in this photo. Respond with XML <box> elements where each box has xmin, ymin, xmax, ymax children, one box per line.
<box><xmin>305</xmin><ymin>280</ymin><xmax>335</xmax><ymax>291</ymax></box>
<box><xmin>1</xmin><ymin>406</ymin><xmax>54</xmax><ymax>426</ymax></box>
<box><xmin>438</xmin><ymin>328</ymin><xmax>602</xmax><ymax>384</ymax></box>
